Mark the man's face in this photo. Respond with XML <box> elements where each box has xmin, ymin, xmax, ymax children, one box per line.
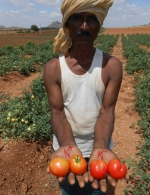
<box><xmin>65</xmin><ymin>12</ymin><xmax>100</xmax><ymax>45</ymax></box>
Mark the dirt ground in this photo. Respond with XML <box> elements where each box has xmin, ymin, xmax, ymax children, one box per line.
<box><xmin>104</xmin><ymin>26</ymin><xmax>150</xmax><ymax>35</ymax></box>
<box><xmin>0</xmin><ymin>72</ymin><xmax>41</xmax><ymax>98</ymax></box>
<box><xmin>0</xmin><ymin>33</ymin><xmax>144</xmax><ymax>195</ymax></box>
<box><xmin>0</xmin><ymin>30</ymin><xmax>59</xmax><ymax>35</ymax></box>
<box><xmin>0</xmin><ymin>30</ymin><xmax>59</xmax><ymax>48</ymax></box>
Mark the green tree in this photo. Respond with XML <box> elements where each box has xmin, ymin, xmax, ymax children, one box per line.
<box><xmin>31</xmin><ymin>25</ymin><xmax>39</xmax><ymax>32</ymax></box>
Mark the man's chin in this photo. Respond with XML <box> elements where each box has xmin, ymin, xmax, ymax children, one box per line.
<box><xmin>76</xmin><ymin>40</ymin><xmax>93</xmax><ymax>45</ymax></box>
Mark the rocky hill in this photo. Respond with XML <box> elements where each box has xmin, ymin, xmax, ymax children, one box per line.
<box><xmin>9</xmin><ymin>26</ymin><xmax>20</xmax><ymax>29</ymax></box>
<box><xmin>0</xmin><ymin>25</ymin><xmax>20</xmax><ymax>29</ymax></box>
<box><xmin>47</xmin><ymin>21</ymin><xmax>62</xmax><ymax>29</ymax></box>
<box><xmin>0</xmin><ymin>25</ymin><xmax>5</xmax><ymax>29</ymax></box>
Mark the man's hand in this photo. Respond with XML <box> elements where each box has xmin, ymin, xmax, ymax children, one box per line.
<box><xmin>88</xmin><ymin>148</ymin><xmax>129</xmax><ymax>193</ymax></box>
<box><xmin>47</xmin><ymin>145</ymin><xmax>88</xmax><ymax>188</ymax></box>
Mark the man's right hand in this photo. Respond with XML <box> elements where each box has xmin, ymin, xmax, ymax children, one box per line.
<box><xmin>47</xmin><ymin>145</ymin><xmax>89</xmax><ymax>188</ymax></box>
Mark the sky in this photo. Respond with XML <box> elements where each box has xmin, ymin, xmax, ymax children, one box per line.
<box><xmin>0</xmin><ymin>0</ymin><xmax>150</xmax><ymax>28</ymax></box>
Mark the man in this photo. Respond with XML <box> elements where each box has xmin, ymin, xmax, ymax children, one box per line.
<box><xmin>44</xmin><ymin>0</ymin><xmax>128</xmax><ymax>194</ymax></box>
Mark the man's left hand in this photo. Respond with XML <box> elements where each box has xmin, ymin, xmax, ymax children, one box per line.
<box><xmin>88</xmin><ymin>148</ymin><xmax>129</xmax><ymax>193</ymax></box>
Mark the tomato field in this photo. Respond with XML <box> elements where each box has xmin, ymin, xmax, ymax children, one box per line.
<box><xmin>0</xmin><ymin>27</ymin><xmax>150</xmax><ymax>195</ymax></box>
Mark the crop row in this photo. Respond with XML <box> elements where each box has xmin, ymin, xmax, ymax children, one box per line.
<box><xmin>94</xmin><ymin>34</ymin><xmax>119</xmax><ymax>53</ymax></box>
<box><xmin>0</xmin><ymin>41</ymin><xmax>55</xmax><ymax>76</ymax></box>
<box><xmin>122</xmin><ymin>34</ymin><xmax>150</xmax><ymax>195</ymax></box>
<box><xmin>0</xmin><ymin>78</ymin><xmax>52</xmax><ymax>140</ymax></box>
<box><xmin>127</xmin><ymin>33</ymin><xmax>150</xmax><ymax>47</ymax></box>
<box><xmin>122</xmin><ymin>35</ymin><xmax>150</xmax><ymax>75</ymax></box>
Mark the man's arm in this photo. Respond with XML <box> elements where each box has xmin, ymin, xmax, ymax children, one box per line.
<box><xmin>44</xmin><ymin>59</ymin><xmax>87</xmax><ymax>187</ymax></box>
<box><xmin>44</xmin><ymin>58</ymin><xmax>76</xmax><ymax>147</ymax></box>
<box><xmin>94</xmin><ymin>56</ymin><xmax>123</xmax><ymax>149</ymax></box>
<box><xmin>89</xmin><ymin>56</ymin><xmax>125</xmax><ymax>192</ymax></box>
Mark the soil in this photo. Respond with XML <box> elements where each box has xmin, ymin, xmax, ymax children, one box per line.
<box><xmin>0</xmin><ymin>30</ymin><xmax>59</xmax><ymax>36</ymax></box>
<box><xmin>0</xmin><ymin>72</ymin><xmax>41</xmax><ymax>98</ymax></box>
<box><xmin>0</xmin><ymin>36</ymin><xmax>143</xmax><ymax>195</ymax></box>
<box><xmin>139</xmin><ymin>45</ymin><xmax>150</xmax><ymax>52</ymax></box>
<box><xmin>104</xmin><ymin>26</ymin><xmax>150</xmax><ymax>35</ymax></box>
<box><xmin>0</xmin><ymin>30</ymin><xmax>59</xmax><ymax>48</ymax></box>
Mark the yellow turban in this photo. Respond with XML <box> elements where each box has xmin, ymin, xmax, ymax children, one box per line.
<box><xmin>54</xmin><ymin>0</ymin><xmax>114</xmax><ymax>54</ymax></box>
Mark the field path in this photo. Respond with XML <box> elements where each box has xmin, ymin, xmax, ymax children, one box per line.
<box><xmin>108</xmin><ymin>36</ymin><xmax>142</xmax><ymax>195</ymax></box>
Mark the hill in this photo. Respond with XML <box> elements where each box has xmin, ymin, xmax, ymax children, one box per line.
<box><xmin>47</xmin><ymin>21</ymin><xmax>62</xmax><ymax>29</ymax></box>
<box><xmin>0</xmin><ymin>25</ymin><xmax>5</xmax><ymax>29</ymax></box>
<box><xmin>9</xmin><ymin>26</ymin><xmax>20</xmax><ymax>30</ymax></box>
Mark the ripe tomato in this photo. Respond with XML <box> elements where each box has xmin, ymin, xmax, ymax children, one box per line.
<box><xmin>90</xmin><ymin>159</ymin><xmax>107</xmax><ymax>179</ymax></box>
<box><xmin>107</xmin><ymin>158</ymin><xmax>127</xmax><ymax>179</ymax></box>
<box><xmin>49</xmin><ymin>157</ymin><xmax>69</xmax><ymax>177</ymax></box>
<box><xmin>69</xmin><ymin>155</ymin><xmax>87</xmax><ymax>175</ymax></box>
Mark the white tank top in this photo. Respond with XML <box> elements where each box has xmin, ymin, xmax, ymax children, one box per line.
<box><xmin>53</xmin><ymin>48</ymin><xmax>113</xmax><ymax>157</ymax></box>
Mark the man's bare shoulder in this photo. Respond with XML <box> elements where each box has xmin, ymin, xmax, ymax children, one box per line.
<box><xmin>44</xmin><ymin>57</ymin><xmax>60</xmax><ymax>72</ymax></box>
<box><xmin>103</xmin><ymin>52</ymin><xmax>122</xmax><ymax>81</ymax></box>
<box><xmin>103</xmin><ymin>52</ymin><xmax>122</xmax><ymax>68</ymax></box>
<box><xmin>44</xmin><ymin>56</ymin><xmax>61</xmax><ymax>75</ymax></box>
<box><xmin>43</xmin><ymin>57</ymin><xmax>61</xmax><ymax>84</ymax></box>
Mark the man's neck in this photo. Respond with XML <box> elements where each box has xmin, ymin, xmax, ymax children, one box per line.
<box><xmin>68</xmin><ymin>44</ymin><xmax>95</xmax><ymax>64</ymax></box>
<box><xmin>65</xmin><ymin>45</ymin><xmax>96</xmax><ymax>73</ymax></box>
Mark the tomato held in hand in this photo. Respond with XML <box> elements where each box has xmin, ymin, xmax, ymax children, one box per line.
<box><xmin>49</xmin><ymin>157</ymin><xmax>69</xmax><ymax>177</ymax></box>
<box><xmin>107</xmin><ymin>158</ymin><xmax>127</xmax><ymax>179</ymax></box>
<box><xmin>90</xmin><ymin>159</ymin><xmax>107</xmax><ymax>179</ymax></box>
<box><xmin>69</xmin><ymin>155</ymin><xmax>87</xmax><ymax>175</ymax></box>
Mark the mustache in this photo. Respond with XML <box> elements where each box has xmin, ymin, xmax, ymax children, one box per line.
<box><xmin>76</xmin><ymin>31</ymin><xmax>93</xmax><ymax>37</ymax></box>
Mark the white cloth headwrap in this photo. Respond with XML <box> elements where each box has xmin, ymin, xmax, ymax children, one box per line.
<box><xmin>54</xmin><ymin>0</ymin><xmax>114</xmax><ymax>54</ymax></box>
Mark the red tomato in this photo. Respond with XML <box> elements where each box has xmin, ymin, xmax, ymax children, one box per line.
<box><xmin>90</xmin><ymin>159</ymin><xmax>107</xmax><ymax>179</ymax></box>
<box><xmin>49</xmin><ymin>157</ymin><xmax>69</xmax><ymax>177</ymax></box>
<box><xmin>69</xmin><ymin>155</ymin><xmax>87</xmax><ymax>175</ymax></box>
<box><xmin>107</xmin><ymin>158</ymin><xmax>127</xmax><ymax>179</ymax></box>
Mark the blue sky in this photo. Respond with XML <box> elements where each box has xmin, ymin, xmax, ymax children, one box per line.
<box><xmin>0</xmin><ymin>0</ymin><xmax>150</xmax><ymax>28</ymax></box>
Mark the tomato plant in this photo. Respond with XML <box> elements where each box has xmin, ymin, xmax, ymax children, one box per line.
<box><xmin>107</xmin><ymin>158</ymin><xmax>127</xmax><ymax>179</ymax></box>
<box><xmin>90</xmin><ymin>159</ymin><xmax>107</xmax><ymax>179</ymax></box>
<box><xmin>69</xmin><ymin>155</ymin><xmax>87</xmax><ymax>175</ymax></box>
<box><xmin>49</xmin><ymin>157</ymin><xmax>69</xmax><ymax>177</ymax></box>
